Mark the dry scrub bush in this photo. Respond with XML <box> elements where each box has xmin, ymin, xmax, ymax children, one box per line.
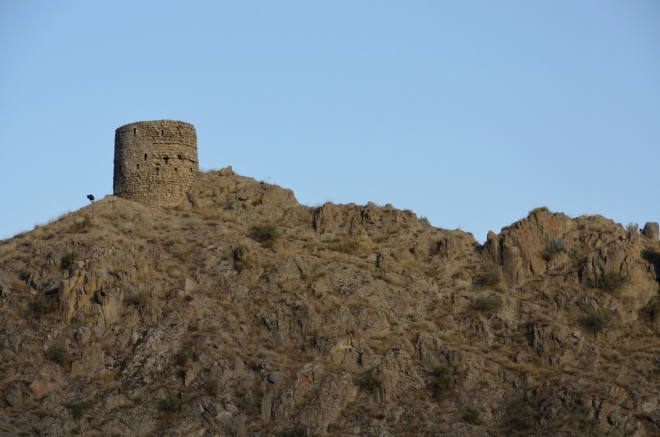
<box><xmin>46</xmin><ymin>343</ymin><xmax>72</xmax><ymax>366</ymax></box>
<box><xmin>355</xmin><ymin>368</ymin><xmax>383</xmax><ymax>393</ymax></box>
<box><xmin>468</xmin><ymin>295</ymin><xmax>503</xmax><ymax>315</ymax></box>
<box><xmin>475</xmin><ymin>268</ymin><xmax>501</xmax><ymax>288</ymax></box>
<box><xmin>250</xmin><ymin>223</ymin><xmax>280</xmax><ymax>248</ymax></box>
<box><xmin>328</xmin><ymin>239</ymin><xmax>361</xmax><ymax>254</ymax></box>
<box><xmin>589</xmin><ymin>272</ymin><xmax>629</xmax><ymax>293</ymax></box>
<box><xmin>429</xmin><ymin>365</ymin><xmax>454</xmax><ymax>398</ymax></box>
<box><xmin>579</xmin><ymin>310</ymin><xmax>612</xmax><ymax>333</ymax></box>
<box><xmin>640</xmin><ymin>297</ymin><xmax>660</xmax><ymax>323</ymax></box>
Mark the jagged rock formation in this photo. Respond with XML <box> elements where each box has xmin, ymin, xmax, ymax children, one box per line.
<box><xmin>0</xmin><ymin>169</ymin><xmax>659</xmax><ymax>437</ymax></box>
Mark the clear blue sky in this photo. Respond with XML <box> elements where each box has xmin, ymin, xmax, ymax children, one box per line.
<box><xmin>1</xmin><ymin>1</ymin><xmax>659</xmax><ymax>242</ymax></box>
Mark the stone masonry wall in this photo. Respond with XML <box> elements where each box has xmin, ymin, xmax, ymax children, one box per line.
<box><xmin>113</xmin><ymin>120</ymin><xmax>199</xmax><ymax>207</ymax></box>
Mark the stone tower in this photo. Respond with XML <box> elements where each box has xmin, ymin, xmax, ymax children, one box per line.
<box><xmin>113</xmin><ymin>120</ymin><xmax>199</xmax><ymax>207</ymax></box>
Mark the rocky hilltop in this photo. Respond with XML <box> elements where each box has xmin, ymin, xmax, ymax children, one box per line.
<box><xmin>1</xmin><ymin>168</ymin><xmax>659</xmax><ymax>437</ymax></box>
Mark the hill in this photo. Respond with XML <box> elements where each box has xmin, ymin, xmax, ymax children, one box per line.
<box><xmin>1</xmin><ymin>167</ymin><xmax>659</xmax><ymax>437</ymax></box>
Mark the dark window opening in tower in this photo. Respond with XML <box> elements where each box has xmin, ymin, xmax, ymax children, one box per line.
<box><xmin>161</xmin><ymin>129</ymin><xmax>164</xmax><ymax>136</ymax></box>
<box><xmin>178</xmin><ymin>155</ymin><xmax>182</xmax><ymax>159</ymax></box>
<box><xmin>156</xmin><ymin>166</ymin><xmax>160</xmax><ymax>172</ymax></box>
<box><xmin>191</xmin><ymin>168</ymin><xmax>193</xmax><ymax>172</ymax></box>
<box><xmin>133</xmin><ymin>128</ymin><xmax>136</xmax><ymax>135</ymax></box>
<box><xmin>137</xmin><ymin>164</ymin><xmax>139</xmax><ymax>170</ymax></box>
<box><xmin>174</xmin><ymin>168</ymin><xmax>178</xmax><ymax>172</ymax></box>
<box><xmin>164</xmin><ymin>157</ymin><xmax>169</xmax><ymax>164</ymax></box>
<box><xmin>144</xmin><ymin>154</ymin><xmax>147</xmax><ymax>160</ymax></box>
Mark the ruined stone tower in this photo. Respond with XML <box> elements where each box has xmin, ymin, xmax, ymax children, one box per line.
<box><xmin>113</xmin><ymin>120</ymin><xmax>198</xmax><ymax>207</ymax></box>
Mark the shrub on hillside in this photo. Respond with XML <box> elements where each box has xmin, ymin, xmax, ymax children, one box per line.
<box><xmin>640</xmin><ymin>297</ymin><xmax>660</xmax><ymax>323</ymax></box>
<box><xmin>475</xmin><ymin>268</ymin><xmax>501</xmax><ymax>287</ymax></box>
<box><xmin>32</xmin><ymin>294</ymin><xmax>56</xmax><ymax>318</ymax></box>
<box><xmin>158</xmin><ymin>394</ymin><xmax>181</xmax><ymax>412</ymax></box>
<box><xmin>468</xmin><ymin>295</ymin><xmax>502</xmax><ymax>315</ymax></box>
<box><xmin>67</xmin><ymin>401</ymin><xmax>93</xmax><ymax>419</ymax></box>
<box><xmin>579</xmin><ymin>310</ymin><xmax>612</xmax><ymax>333</ymax></box>
<box><xmin>429</xmin><ymin>365</ymin><xmax>454</xmax><ymax>398</ymax></box>
<box><xmin>250</xmin><ymin>223</ymin><xmax>279</xmax><ymax>247</ymax></box>
<box><xmin>274</xmin><ymin>426</ymin><xmax>319</xmax><ymax>437</ymax></box>
<box><xmin>589</xmin><ymin>272</ymin><xmax>629</xmax><ymax>292</ymax></box>
<box><xmin>542</xmin><ymin>237</ymin><xmax>566</xmax><ymax>261</ymax></box>
<box><xmin>529</xmin><ymin>206</ymin><xmax>550</xmax><ymax>216</ymax></box>
<box><xmin>47</xmin><ymin>343</ymin><xmax>72</xmax><ymax>366</ymax></box>
<box><xmin>328</xmin><ymin>239</ymin><xmax>361</xmax><ymax>254</ymax></box>
<box><xmin>61</xmin><ymin>251</ymin><xmax>80</xmax><ymax>270</ymax></box>
<box><xmin>355</xmin><ymin>368</ymin><xmax>382</xmax><ymax>393</ymax></box>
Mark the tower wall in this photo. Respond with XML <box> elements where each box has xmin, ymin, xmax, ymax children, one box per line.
<box><xmin>113</xmin><ymin>120</ymin><xmax>199</xmax><ymax>207</ymax></box>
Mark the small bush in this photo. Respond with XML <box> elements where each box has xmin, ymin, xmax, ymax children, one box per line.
<box><xmin>159</xmin><ymin>394</ymin><xmax>181</xmax><ymax>412</ymax></box>
<box><xmin>240</xmin><ymin>392</ymin><xmax>261</xmax><ymax>416</ymax></box>
<box><xmin>233</xmin><ymin>245</ymin><xmax>257</xmax><ymax>271</ymax></box>
<box><xmin>462</xmin><ymin>408</ymin><xmax>481</xmax><ymax>424</ymax></box>
<box><xmin>302</xmin><ymin>241</ymin><xmax>315</xmax><ymax>251</ymax></box>
<box><xmin>640</xmin><ymin>297</ymin><xmax>660</xmax><ymax>323</ymax></box>
<box><xmin>67</xmin><ymin>401</ymin><xmax>93</xmax><ymax>419</ymax></box>
<box><xmin>355</xmin><ymin>368</ymin><xmax>382</xmax><ymax>393</ymax></box>
<box><xmin>474</xmin><ymin>268</ymin><xmax>501</xmax><ymax>287</ymax></box>
<box><xmin>174</xmin><ymin>351</ymin><xmax>192</xmax><ymax>367</ymax></box>
<box><xmin>328</xmin><ymin>239</ymin><xmax>361</xmax><ymax>254</ymax></box>
<box><xmin>47</xmin><ymin>343</ymin><xmax>72</xmax><ymax>366</ymax></box>
<box><xmin>529</xmin><ymin>206</ymin><xmax>550</xmax><ymax>216</ymax></box>
<box><xmin>203</xmin><ymin>378</ymin><xmax>219</xmax><ymax>395</ymax></box>
<box><xmin>250</xmin><ymin>223</ymin><xmax>279</xmax><ymax>247</ymax></box>
<box><xmin>275</xmin><ymin>426</ymin><xmax>319</xmax><ymax>437</ymax></box>
<box><xmin>579</xmin><ymin>310</ymin><xmax>612</xmax><ymax>333</ymax></box>
<box><xmin>420</xmin><ymin>216</ymin><xmax>431</xmax><ymax>226</ymax></box>
<box><xmin>542</xmin><ymin>237</ymin><xmax>566</xmax><ymax>261</ymax></box>
<box><xmin>32</xmin><ymin>294</ymin><xmax>56</xmax><ymax>318</ymax></box>
<box><xmin>626</xmin><ymin>222</ymin><xmax>639</xmax><ymax>233</ymax></box>
<box><xmin>123</xmin><ymin>292</ymin><xmax>148</xmax><ymax>307</ymax></box>
<box><xmin>505</xmin><ymin>396</ymin><xmax>537</xmax><ymax>430</ymax></box>
<box><xmin>61</xmin><ymin>251</ymin><xmax>80</xmax><ymax>270</ymax></box>
<box><xmin>468</xmin><ymin>295</ymin><xmax>502</xmax><ymax>315</ymax></box>
<box><xmin>589</xmin><ymin>272</ymin><xmax>629</xmax><ymax>292</ymax></box>
<box><xmin>429</xmin><ymin>365</ymin><xmax>454</xmax><ymax>398</ymax></box>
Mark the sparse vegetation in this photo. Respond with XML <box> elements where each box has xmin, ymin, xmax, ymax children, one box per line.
<box><xmin>626</xmin><ymin>222</ymin><xmax>639</xmax><ymax>233</ymax></box>
<box><xmin>475</xmin><ymin>268</ymin><xmax>501</xmax><ymax>287</ymax></box>
<box><xmin>46</xmin><ymin>343</ymin><xmax>72</xmax><ymax>366</ymax></box>
<box><xmin>529</xmin><ymin>206</ymin><xmax>550</xmax><ymax>216</ymax></box>
<box><xmin>32</xmin><ymin>294</ymin><xmax>56</xmax><ymax>318</ymax></box>
<box><xmin>67</xmin><ymin>401</ymin><xmax>93</xmax><ymax>419</ymax></box>
<box><xmin>462</xmin><ymin>408</ymin><xmax>481</xmax><ymax>424</ymax></box>
<box><xmin>328</xmin><ymin>239</ymin><xmax>361</xmax><ymax>254</ymax></box>
<box><xmin>504</xmin><ymin>394</ymin><xmax>538</xmax><ymax>431</ymax></box>
<box><xmin>355</xmin><ymin>368</ymin><xmax>382</xmax><ymax>393</ymax></box>
<box><xmin>158</xmin><ymin>394</ymin><xmax>181</xmax><ymax>412</ymax></box>
<box><xmin>589</xmin><ymin>272</ymin><xmax>629</xmax><ymax>292</ymax></box>
<box><xmin>174</xmin><ymin>351</ymin><xmax>192</xmax><ymax>367</ymax></box>
<box><xmin>240</xmin><ymin>392</ymin><xmax>261</xmax><ymax>416</ymax></box>
<box><xmin>123</xmin><ymin>292</ymin><xmax>148</xmax><ymax>307</ymax></box>
<box><xmin>202</xmin><ymin>378</ymin><xmax>219</xmax><ymax>395</ymax></box>
<box><xmin>429</xmin><ymin>365</ymin><xmax>454</xmax><ymax>398</ymax></box>
<box><xmin>542</xmin><ymin>237</ymin><xmax>566</xmax><ymax>261</ymax></box>
<box><xmin>302</xmin><ymin>241</ymin><xmax>315</xmax><ymax>251</ymax></box>
<box><xmin>420</xmin><ymin>216</ymin><xmax>430</xmax><ymax>226</ymax></box>
<box><xmin>640</xmin><ymin>297</ymin><xmax>660</xmax><ymax>323</ymax></box>
<box><xmin>60</xmin><ymin>251</ymin><xmax>80</xmax><ymax>270</ymax></box>
<box><xmin>578</xmin><ymin>310</ymin><xmax>612</xmax><ymax>333</ymax></box>
<box><xmin>274</xmin><ymin>425</ymin><xmax>319</xmax><ymax>437</ymax></box>
<box><xmin>468</xmin><ymin>295</ymin><xmax>502</xmax><ymax>315</ymax></box>
<box><xmin>250</xmin><ymin>223</ymin><xmax>279</xmax><ymax>247</ymax></box>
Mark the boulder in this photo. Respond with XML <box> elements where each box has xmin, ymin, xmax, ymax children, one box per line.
<box><xmin>642</xmin><ymin>222</ymin><xmax>659</xmax><ymax>239</ymax></box>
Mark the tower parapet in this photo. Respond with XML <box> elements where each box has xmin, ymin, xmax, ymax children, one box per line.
<box><xmin>113</xmin><ymin>120</ymin><xmax>198</xmax><ymax>207</ymax></box>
